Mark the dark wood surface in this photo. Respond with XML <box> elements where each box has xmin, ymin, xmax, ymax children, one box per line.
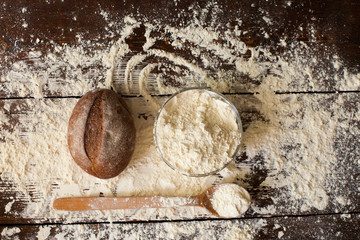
<box><xmin>0</xmin><ymin>0</ymin><xmax>359</xmax><ymax>239</ymax></box>
<box><xmin>1</xmin><ymin>214</ymin><xmax>359</xmax><ymax>239</ymax></box>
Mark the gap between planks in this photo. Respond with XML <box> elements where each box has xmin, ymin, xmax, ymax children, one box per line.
<box><xmin>0</xmin><ymin>211</ymin><xmax>359</xmax><ymax>227</ymax></box>
<box><xmin>0</xmin><ymin>90</ymin><xmax>360</xmax><ymax>101</ymax></box>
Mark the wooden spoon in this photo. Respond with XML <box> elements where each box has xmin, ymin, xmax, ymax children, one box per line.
<box><xmin>53</xmin><ymin>183</ymin><xmax>246</xmax><ymax>218</ymax></box>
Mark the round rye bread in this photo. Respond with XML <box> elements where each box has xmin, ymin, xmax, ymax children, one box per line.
<box><xmin>68</xmin><ymin>89</ymin><xmax>136</xmax><ymax>179</ymax></box>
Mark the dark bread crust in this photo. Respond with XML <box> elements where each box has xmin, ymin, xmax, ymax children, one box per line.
<box><xmin>84</xmin><ymin>93</ymin><xmax>104</xmax><ymax>162</ymax></box>
<box><xmin>68</xmin><ymin>89</ymin><xmax>136</xmax><ymax>179</ymax></box>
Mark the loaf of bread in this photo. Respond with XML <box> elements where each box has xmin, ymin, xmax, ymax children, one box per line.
<box><xmin>68</xmin><ymin>89</ymin><xmax>136</xmax><ymax>179</ymax></box>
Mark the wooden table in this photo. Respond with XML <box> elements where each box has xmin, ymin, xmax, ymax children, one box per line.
<box><xmin>0</xmin><ymin>0</ymin><xmax>359</xmax><ymax>239</ymax></box>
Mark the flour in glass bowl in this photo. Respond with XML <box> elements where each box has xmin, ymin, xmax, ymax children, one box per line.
<box><xmin>155</xmin><ymin>89</ymin><xmax>241</xmax><ymax>176</ymax></box>
<box><xmin>0</xmin><ymin>1</ymin><xmax>359</xmax><ymax>239</ymax></box>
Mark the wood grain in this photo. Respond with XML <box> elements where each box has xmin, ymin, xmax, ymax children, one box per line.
<box><xmin>0</xmin><ymin>213</ymin><xmax>359</xmax><ymax>239</ymax></box>
<box><xmin>0</xmin><ymin>0</ymin><xmax>359</xmax><ymax>238</ymax></box>
<box><xmin>0</xmin><ymin>93</ymin><xmax>359</xmax><ymax>224</ymax></box>
<box><xmin>0</xmin><ymin>0</ymin><xmax>359</xmax><ymax>98</ymax></box>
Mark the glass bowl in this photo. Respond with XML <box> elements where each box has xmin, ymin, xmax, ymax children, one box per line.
<box><xmin>153</xmin><ymin>88</ymin><xmax>243</xmax><ymax>177</ymax></box>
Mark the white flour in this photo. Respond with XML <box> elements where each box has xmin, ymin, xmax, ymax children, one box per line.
<box><xmin>37</xmin><ymin>226</ymin><xmax>51</xmax><ymax>240</ymax></box>
<box><xmin>0</xmin><ymin>219</ymin><xmax>267</xmax><ymax>240</ymax></box>
<box><xmin>4</xmin><ymin>200</ymin><xmax>15</xmax><ymax>214</ymax></box>
<box><xmin>1</xmin><ymin>227</ymin><xmax>21</xmax><ymax>239</ymax></box>
<box><xmin>0</xmin><ymin>2</ymin><xmax>359</xmax><ymax>239</ymax></box>
<box><xmin>155</xmin><ymin>89</ymin><xmax>240</xmax><ymax>175</ymax></box>
<box><xmin>211</xmin><ymin>184</ymin><xmax>251</xmax><ymax>218</ymax></box>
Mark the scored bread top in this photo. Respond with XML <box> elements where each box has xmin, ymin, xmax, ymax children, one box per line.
<box><xmin>68</xmin><ymin>89</ymin><xmax>136</xmax><ymax>179</ymax></box>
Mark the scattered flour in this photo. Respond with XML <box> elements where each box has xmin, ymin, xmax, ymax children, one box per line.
<box><xmin>155</xmin><ymin>89</ymin><xmax>240</xmax><ymax>175</ymax></box>
<box><xmin>1</xmin><ymin>227</ymin><xmax>21</xmax><ymax>238</ymax></box>
<box><xmin>335</xmin><ymin>196</ymin><xmax>347</xmax><ymax>206</ymax></box>
<box><xmin>0</xmin><ymin>2</ymin><xmax>359</xmax><ymax>239</ymax></box>
<box><xmin>66</xmin><ymin>219</ymin><xmax>266</xmax><ymax>239</ymax></box>
<box><xmin>211</xmin><ymin>184</ymin><xmax>251</xmax><ymax>218</ymax></box>
<box><xmin>0</xmin><ymin>218</ymin><xmax>266</xmax><ymax>239</ymax></box>
<box><xmin>37</xmin><ymin>226</ymin><xmax>51</xmax><ymax>240</ymax></box>
<box><xmin>4</xmin><ymin>199</ymin><xmax>15</xmax><ymax>213</ymax></box>
<box><xmin>0</xmin><ymin>14</ymin><xmax>358</xmax><ymax>223</ymax></box>
<box><xmin>340</xmin><ymin>213</ymin><xmax>351</xmax><ymax>219</ymax></box>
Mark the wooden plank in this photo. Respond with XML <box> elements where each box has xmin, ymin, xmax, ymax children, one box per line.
<box><xmin>0</xmin><ymin>213</ymin><xmax>359</xmax><ymax>239</ymax></box>
<box><xmin>0</xmin><ymin>0</ymin><xmax>359</xmax><ymax>98</ymax></box>
<box><xmin>0</xmin><ymin>38</ymin><xmax>358</xmax><ymax>98</ymax></box>
<box><xmin>0</xmin><ymin>92</ymin><xmax>359</xmax><ymax>223</ymax></box>
<box><xmin>0</xmin><ymin>2</ymin><xmax>359</xmax><ymax>236</ymax></box>
<box><xmin>0</xmin><ymin>0</ymin><xmax>358</xmax><ymax>44</ymax></box>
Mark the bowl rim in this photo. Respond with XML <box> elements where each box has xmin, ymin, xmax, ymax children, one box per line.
<box><xmin>153</xmin><ymin>87</ymin><xmax>243</xmax><ymax>177</ymax></box>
